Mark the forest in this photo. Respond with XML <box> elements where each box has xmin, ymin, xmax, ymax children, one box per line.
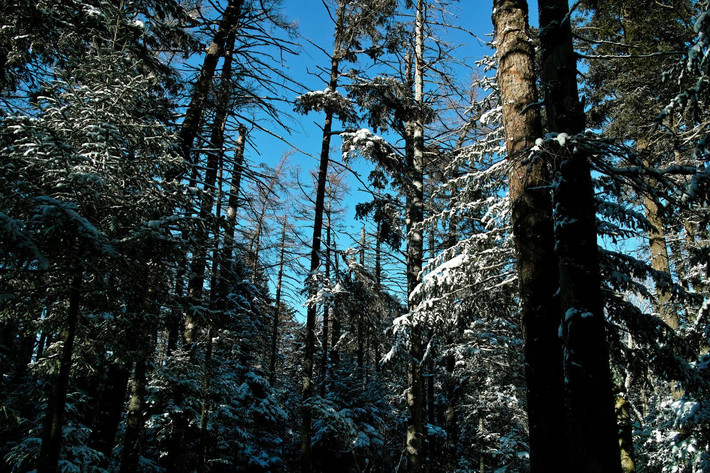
<box><xmin>1</xmin><ymin>0</ymin><xmax>709</xmax><ymax>472</ymax></box>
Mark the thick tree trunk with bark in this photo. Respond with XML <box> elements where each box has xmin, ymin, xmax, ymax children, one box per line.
<box><xmin>492</xmin><ymin>2</ymin><xmax>567</xmax><ymax>472</ymax></box>
<box><xmin>638</xmin><ymin>148</ymin><xmax>677</xmax><ymax>329</ymax></box>
<box><xmin>538</xmin><ymin>2</ymin><xmax>622</xmax><ymax>472</ymax></box>
<box><xmin>37</xmin><ymin>267</ymin><xmax>82</xmax><ymax>473</ymax></box>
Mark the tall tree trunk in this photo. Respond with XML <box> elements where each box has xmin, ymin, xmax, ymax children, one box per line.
<box><xmin>319</xmin><ymin>218</ymin><xmax>332</xmax><ymax>396</ymax></box>
<box><xmin>357</xmin><ymin>226</ymin><xmax>366</xmax><ymax>378</ymax></box>
<box><xmin>119</xmin><ymin>279</ymin><xmax>158</xmax><ymax>473</ymax></box>
<box><xmin>177</xmin><ymin>0</ymin><xmax>244</xmax><ymax>170</ymax></box>
<box><xmin>302</xmin><ymin>7</ymin><xmax>345</xmax><ymax>470</ymax></box>
<box><xmin>331</xmin><ymin>246</ymin><xmax>342</xmax><ymax>365</ymax></box>
<box><xmin>492</xmin><ymin>2</ymin><xmax>567</xmax><ymax>472</ymax></box>
<box><xmin>406</xmin><ymin>1</ymin><xmax>426</xmax><ymax>471</ymax></box>
<box><xmin>374</xmin><ymin>220</ymin><xmax>382</xmax><ymax>372</ymax></box>
<box><xmin>197</xmin><ymin>327</ymin><xmax>214</xmax><ymax>473</ymax></box>
<box><xmin>271</xmin><ymin>217</ymin><xmax>288</xmax><ymax>385</ymax></box>
<box><xmin>639</xmin><ymin>149</ymin><xmax>677</xmax><ymax>328</ymax></box>
<box><xmin>183</xmin><ymin>2</ymin><xmax>243</xmax><ymax>344</ymax></box>
<box><xmin>538</xmin><ymin>1</ymin><xmax>622</xmax><ymax>472</ymax></box>
<box><xmin>37</xmin><ymin>267</ymin><xmax>82</xmax><ymax>473</ymax></box>
<box><xmin>221</xmin><ymin>124</ymin><xmax>248</xmax><ymax>284</ymax></box>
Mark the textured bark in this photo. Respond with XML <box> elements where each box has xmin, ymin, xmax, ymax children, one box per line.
<box><xmin>616</xmin><ymin>394</ymin><xmax>637</xmax><ymax>473</ymax></box>
<box><xmin>37</xmin><ymin>268</ymin><xmax>82</xmax><ymax>473</ymax></box>
<box><xmin>643</xmin><ymin>193</ymin><xmax>674</xmax><ymax>325</ymax></box>
<box><xmin>492</xmin><ymin>2</ymin><xmax>567</xmax><ymax>472</ymax></box>
<box><xmin>406</xmin><ymin>2</ymin><xmax>426</xmax><ymax>471</ymax></box>
<box><xmin>639</xmin><ymin>148</ymin><xmax>677</xmax><ymax>328</ymax></box>
<box><xmin>538</xmin><ymin>1</ymin><xmax>622</xmax><ymax>472</ymax></box>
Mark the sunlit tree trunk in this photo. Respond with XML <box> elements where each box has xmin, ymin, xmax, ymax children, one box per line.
<box><xmin>639</xmin><ymin>149</ymin><xmax>677</xmax><ymax>329</ymax></box>
<box><xmin>406</xmin><ymin>1</ymin><xmax>426</xmax><ymax>471</ymax></box>
<box><xmin>616</xmin><ymin>392</ymin><xmax>637</xmax><ymax>473</ymax></box>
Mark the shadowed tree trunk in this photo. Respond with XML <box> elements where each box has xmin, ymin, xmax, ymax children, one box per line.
<box><xmin>301</xmin><ymin>6</ymin><xmax>345</xmax><ymax>471</ymax></box>
<box><xmin>119</xmin><ymin>346</ymin><xmax>148</xmax><ymax>473</ymax></box>
<box><xmin>271</xmin><ymin>216</ymin><xmax>288</xmax><ymax>385</ymax></box>
<box><xmin>492</xmin><ymin>2</ymin><xmax>568</xmax><ymax>472</ymax></box>
<box><xmin>538</xmin><ymin>1</ymin><xmax>622</xmax><ymax>472</ymax></box>
<box><xmin>178</xmin><ymin>0</ymin><xmax>244</xmax><ymax>171</ymax></box>
<box><xmin>37</xmin><ymin>266</ymin><xmax>82</xmax><ymax>473</ymax></box>
<box><xmin>88</xmin><ymin>363</ymin><xmax>130</xmax><ymax>466</ymax></box>
<box><xmin>183</xmin><ymin>0</ymin><xmax>244</xmax><ymax>344</ymax></box>
<box><xmin>319</xmin><ymin>218</ymin><xmax>332</xmax><ymax>396</ymax></box>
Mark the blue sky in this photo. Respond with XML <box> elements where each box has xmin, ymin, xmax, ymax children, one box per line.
<box><xmin>243</xmin><ymin>0</ymin><xmax>539</xmax><ymax>305</ymax></box>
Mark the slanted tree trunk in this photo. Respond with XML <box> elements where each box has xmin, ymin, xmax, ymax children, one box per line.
<box><xmin>406</xmin><ymin>2</ymin><xmax>426</xmax><ymax>471</ymax></box>
<box><xmin>221</xmin><ymin>124</ymin><xmax>248</xmax><ymax>283</ymax></box>
<box><xmin>178</xmin><ymin>0</ymin><xmax>244</xmax><ymax>170</ymax></box>
<box><xmin>492</xmin><ymin>2</ymin><xmax>567</xmax><ymax>472</ymax></box>
<box><xmin>183</xmin><ymin>0</ymin><xmax>243</xmax><ymax>344</ymax></box>
<box><xmin>37</xmin><ymin>266</ymin><xmax>82</xmax><ymax>473</ymax></box>
<box><xmin>538</xmin><ymin>1</ymin><xmax>622</xmax><ymax>472</ymax></box>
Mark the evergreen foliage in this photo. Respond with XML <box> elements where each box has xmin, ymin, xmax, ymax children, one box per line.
<box><xmin>1</xmin><ymin>1</ymin><xmax>709</xmax><ymax>472</ymax></box>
